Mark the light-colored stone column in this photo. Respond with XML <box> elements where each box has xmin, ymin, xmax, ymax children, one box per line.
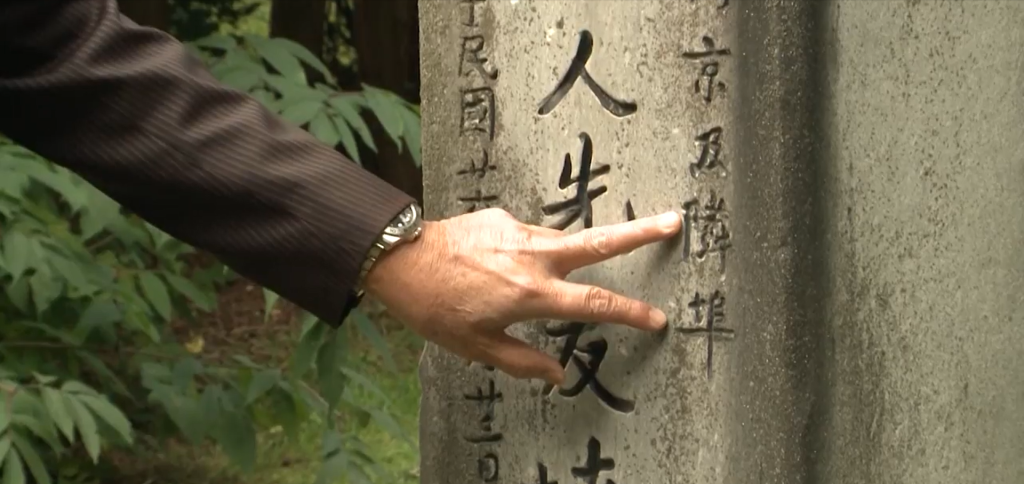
<box><xmin>419</xmin><ymin>1</ymin><xmax>1024</xmax><ymax>483</ymax></box>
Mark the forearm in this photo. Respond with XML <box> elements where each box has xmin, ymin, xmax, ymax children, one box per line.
<box><xmin>0</xmin><ymin>0</ymin><xmax>414</xmax><ymax>323</ymax></box>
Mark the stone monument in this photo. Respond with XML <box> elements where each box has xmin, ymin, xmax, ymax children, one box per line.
<box><xmin>419</xmin><ymin>1</ymin><xmax>1024</xmax><ymax>483</ymax></box>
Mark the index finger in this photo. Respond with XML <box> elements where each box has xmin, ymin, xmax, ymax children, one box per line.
<box><xmin>554</xmin><ymin>211</ymin><xmax>682</xmax><ymax>272</ymax></box>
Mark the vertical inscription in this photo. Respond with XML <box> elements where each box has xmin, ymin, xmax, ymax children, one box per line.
<box><xmin>676</xmin><ymin>7</ymin><xmax>735</xmax><ymax>380</ymax></box>
<box><xmin>531</xmin><ymin>20</ymin><xmax>640</xmax><ymax>484</ymax></box>
<box><xmin>454</xmin><ymin>2</ymin><xmax>503</xmax><ymax>481</ymax></box>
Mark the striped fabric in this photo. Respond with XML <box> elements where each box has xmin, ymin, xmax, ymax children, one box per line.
<box><xmin>0</xmin><ymin>0</ymin><xmax>415</xmax><ymax>325</ymax></box>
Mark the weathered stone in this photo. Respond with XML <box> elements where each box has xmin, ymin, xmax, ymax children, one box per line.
<box><xmin>419</xmin><ymin>1</ymin><xmax>1024</xmax><ymax>483</ymax></box>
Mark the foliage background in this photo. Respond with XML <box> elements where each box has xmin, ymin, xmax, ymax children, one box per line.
<box><xmin>0</xmin><ymin>1</ymin><xmax>423</xmax><ymax>484</ymax></box>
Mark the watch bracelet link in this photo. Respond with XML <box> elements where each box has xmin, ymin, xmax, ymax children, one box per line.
<box><xmin>355</xmin><ymin>239</ymin><xmax>387</xmax><ymax>292</ymax></box>
<box><xmin>354</xmin><ymin>203</ymin><xmax>422</xmax><ymax>293</ymax></box>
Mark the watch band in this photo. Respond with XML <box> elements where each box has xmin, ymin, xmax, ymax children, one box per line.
<box><xmin>355</xmin><ymin>203</ymin><xmax>422</xmax><ymax>292</ymax></box>
<box><xmin>356</xmin><ymin>238</ymin><xmax>388</xmax><ymax>291</ymax></box>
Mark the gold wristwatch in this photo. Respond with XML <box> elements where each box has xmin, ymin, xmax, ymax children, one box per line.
<box><xmin>355</xmin><ymin>203</ymin><xmax>424</xmax><ymax>292</ymax></box>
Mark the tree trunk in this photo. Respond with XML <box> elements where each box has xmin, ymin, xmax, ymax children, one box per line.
<box><xmin>270</xmin><ymin>0</ymin><xmax>328</xmax><ymax>62</ymax></box>
<box><xmin>118</xmin><ymin>0</ymin><xmax>172</xmax><ymax>31</ymax></box>
<box><xmin>350</xmin><ymin>0</ymin><xmax>423</xmax><ymax>203</ymax></box>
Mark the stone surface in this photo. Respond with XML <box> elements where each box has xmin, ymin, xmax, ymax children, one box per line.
<box><xmin>418</xmin><ymin>1</ymin><xmax>1024</xmax><ymax>483</ymax></box>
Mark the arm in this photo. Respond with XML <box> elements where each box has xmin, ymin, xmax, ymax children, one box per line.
<box><xmin>0</xmin><ymin>0</ymin><xmax>415</xmax><ymax>324</ymax></box>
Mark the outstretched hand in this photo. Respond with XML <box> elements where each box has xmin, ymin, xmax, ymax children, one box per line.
<box><xmin>363</xmin><ymin>208</ymin><xmax>682</xmax><ymax>385</ymax></box>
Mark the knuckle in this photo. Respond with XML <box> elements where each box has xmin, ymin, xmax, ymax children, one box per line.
<box><xmin>583</xmin><ymin>286</ymin><xmax>617</xmax><ymax>315</ymax></box>
<box><xmin>509</xmin><ymin>274</ymin><xmax>545</xmax><ymax>300</ymax></box>
<box><xmin>482</xmin><ymin>208</ymin><xmax>515</xmax><ymax>222</ymax></box>
<box><xmin>581</xmin><ymin>229</ymin><xmax>613</xmax><ymax>257</ymax></box>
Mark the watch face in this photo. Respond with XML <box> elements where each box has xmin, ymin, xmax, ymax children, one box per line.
<box><xmin>396</xmin><ymin>208</ymin><xmax>415</xmax><ymax>227</ymax></box>
<box><xmin>386</xmin><ymin>205</ymin><xmax>419</xmax><ymax>236</ymax></box>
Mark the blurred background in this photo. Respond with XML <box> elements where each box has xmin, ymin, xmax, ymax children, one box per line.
<box><xmin>0</xmin><ymin>1</ymin><xmax>425</xmax><ymax>483</ymax></box>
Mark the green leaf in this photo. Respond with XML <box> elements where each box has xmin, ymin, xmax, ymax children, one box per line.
<box><xmin>0</xmin><ymin>398</ymin><xmax>9</xmax><ymax>434</ymax></box>
<box><xmin>137</xmin><ymin>272</ymin><xmax>172</xmax><ymax>321</ymax></box>
<box><xmin>3</xmin><ymin>232</ymin><xmax>34</xmax><ymax>281</ymax></box>
<box><xmin>149</xmin><ymin>387</ymin><xmax>205</xmax><ymax>444</ymax></box>
<box><xmin>315</xmin><ymin>452</ymin><xmax>348</xmax><ymax>484</ymax></box>
<box><xmin>280</xmin><ymin>99</ymin><xmax>325</xmax><ymax>127</ymax></box>
<box><xmin>29</xmin><ymin>272</ymin><xmax>63</xmax><ymax>314</ymax></box>
<box><xmin>309</xmin><ymin>112</ymin><xmax>341</xmax><ymax>148</ymax></box>
<box><xmin>41</xmin><ymin>388</ymin><xmax>75</xmax><ymax>442</ymax></box>
<box><xmin>74</xmin><ymin>298</ymin><xmax>121</xmax><ymax>341</ymax></box>
<box><xmin>79</xmin><ymin>186</ymin><xmax>121</xmax><ymax>239</ymax></box>
<box><xmin>249</xmin><ymin>37</ymin><xmax>306</xmax><ymax>85</ymax></box>
<box><xmin>265</xmin><ymin>386</ymin><xmax>302</xmax><ymax>439</ymax></box>
<box><xmin>248</xmin><ymin>88</ymin><xmax>276</xmax><ymax>108</ymax></box>
<box><xmin>346</xmin><ymin>463</ymin><xmax>374</xmax><ymax>484</ymax></box>
<box><xmin>231</xmin><ymin>355</ymin><xmax>262</xmax><ymax>369</ymax></box>
<box><xmin>275</xmin><ymin>38</ymin><xmax>334</xmax><ymax>82</ymax></box>
<box><xmin>60</xmin><ymin>381</ymin><xmax>99</xmax><ymax>397</ymax></box>
<box><xmin>316</xmin><ymin>329</ymin><xmax>346</xmax><ymax>409</ymax></box>
<box><xmin>221</xmin><ymin>68</ymin><xmax>263</xmax><ymax>92</ymax></box>
<box><xmin>171</xmin><ymin>358</ymin><xmax>203</xmax><ymax>392</ymax></box>
<box><xmin>262</xmin><ymin>74</ymin><xmax>321</xmax><ymax>102</ymax></box>
<box><xmin>46</xmin><ymin>253</ymin><xmax>93</xmax><ymax>294</ymax></box>
<box><xmin>350</xmin><ymin>310</ymin><xmax>396</xmax><ymax>371</ymax></box>
<box><xmin>65</xmin><ymin>395</ymin><xmax>100</xmax><ymax>463</ymax></box>
<box><xmin>193</xmin><ymin>34</ymin><xmax>237</xmax><ymax>51</ymax></box>
<box><xmin>2</xmin><ymin>447</ymin><xmax>25</xmax><ymax>484</ymax></box>
<box><xmin>245</xmin><ymin>370</ymin><xmax>280</xmax><ymax>405</ymax></box>
<box><xmin>144</xmin><ymin>223</ymin><xmax>174</xmax><ymax>250</ymax></box>
<box><xmin>213</xmin><ymin>407</ymin><xmax>256</xmax><ymax>472</ymax></box>
<box><xmin>0</xmin><ymin>436</ymin><xmax>10</xmax><ymax>467</ymax></box>
<box><xmin>363</xmin><ymin>86</ymin><xmax>404</xmax><ymax>147</ymax></box>
<box><xmin>329</xmin><ymin>96</ymin><xmax>377</xmax><ymax>153</ymax></box>
<box><xmin>10</xmin><ymin>414</ymin><xmax>60</xmax><ymax>453</ymax></box>
<box><xmin>330</xmin><ymin>113</ymin><xmax>361</xmax><ymax>164</ymax></box>
<box><xmin>398</xmin><ymin>105</ymin><xmax>422</xmax><ymax>166</ymax></box>
<box><xmin>262</xmin><ymin>288</ymin><xmax>280</xmax><ymax>323</ymax></box>
<box><xmin>29</xmin><ymin>169</ymin><xmax>88</xmax><ymax>212</ymax></box>
<box><xmin>78</xmin><ymin>395</ymin><xmax>133</xmax><ymax>444</ymax></box>
<box><xmin>77</xmin><ymin>351</ymin><xmax>131</xmax><ymax>399</ymax></box>
<box><xmin>4</xmin><ymin>278</ymin><xmax>31</xmax><ymax>314</ymax></box>
<box><xmin>290</xmin><ymin>323</ymin><xmax>326</xmax><ymax>378</ymax></box>
<box><xmin>10</xmin><ymin>433</ymin><xmax>51</xmax><ymax>484</ymax></box>
<box><xmin>339</xmin><ymin>367</ymin><xmax>389</xmax><ymax>403</ymax></box>
<box><xmin>165</xmin><ymin>274</ymin><xmax>216</xmax><ymax>312</ymax></box>
<box><xmin>370</xmin><ymin>408</ymin><xmax>411</xmax><ymax>444</ymax></box>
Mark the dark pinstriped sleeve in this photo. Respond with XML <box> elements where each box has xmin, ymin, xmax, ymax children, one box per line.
<box><xmin>0</xmin><ymin>0</ymin><xmax>416</xmax><ymax>325</ymax></box>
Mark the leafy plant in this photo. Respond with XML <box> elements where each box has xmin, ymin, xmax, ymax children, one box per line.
<box><xmin>189</xmin><ymin>34</ymin><xmax>421</xmax><ymax>166</ymax></box>
<box><xmin>0</xmin><ymin>32</ymin><xmax>418</xmax><ymax>484</ymax></box>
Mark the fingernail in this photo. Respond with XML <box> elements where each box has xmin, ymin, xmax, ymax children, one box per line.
<box><xmin>658</xmin><ymin>211</ymin><xmax>681</xmax><ymax>230</ymax></box>
<box><xmin>649</xmin><ymin>308</ymin><xmax>668</xmax><ymax>329</ymax></box>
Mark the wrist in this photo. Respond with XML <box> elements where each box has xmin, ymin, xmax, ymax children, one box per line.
<box><xmin>363</xmin><ymin>220</ymin><xmax>437</xmax><ymax>299</ymax></box>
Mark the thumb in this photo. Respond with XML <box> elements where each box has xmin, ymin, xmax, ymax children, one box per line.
<box><xmin>485</xmin><ymin>332</ymin><xmax>565</xmax><ymax>386</ymax></box>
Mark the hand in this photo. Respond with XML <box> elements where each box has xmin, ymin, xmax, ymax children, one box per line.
<box><xmin>363</xmin><ymin>208</ymin><xmax>682</xmax><ymax>385</ymax></box>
